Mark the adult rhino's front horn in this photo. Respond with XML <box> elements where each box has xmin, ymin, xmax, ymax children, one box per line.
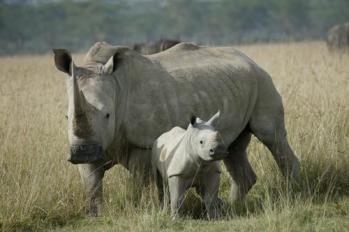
<box><xmin>70</xmin><ymin>62</ymin><xmax>91</xmax><ymax>137</ymax></box>
<box><xmin>53</xmin><ymin>49</ymin><xmax>104</xmax><ymax>164</ymax></box>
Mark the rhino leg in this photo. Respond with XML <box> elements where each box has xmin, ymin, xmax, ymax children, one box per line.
<box><xmin>224</xmin><ymin>129</ymin><xmax>257</xmax><ymax>201</ymax></box>
<box><xmin>249</xmin><ymin>102</ymin><xmax>300</xmax><ymax>181</ymax></box>
<box><xmin>197</xmin><ymin>173</ymin><xmax>222</xmax><ymax>220</ymax></box>
<box><xmin>78</xmin><ymin>162</ymin><xmax>105</xmax><ymax>216</ymax></box>
<box><xmin>154</xmin><ymin>169</ymin><xmax>165</xmax><ymax>206</ymax></box>
<box><xmin>127</xmin><ymin>148</ymin><xmax>152</xmax><ymax>184</ymax></box>
<box><xmin>168</xmin><ymin>176</ymin><xmax>186</xmax><ymax>219</ymax></box>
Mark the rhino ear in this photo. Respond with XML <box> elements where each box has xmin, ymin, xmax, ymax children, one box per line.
<box><xmin>53</xmin><ymin>49</ymin><xmax>72</xmax><ymax>75</ymax></box>
<box><xmin>102</xmin><ymin>55</ymin><xmax>117</xmax><ymax>74</ymax></box>
<box><xmin>190</xmin><ymin>115</ymin><xmax>197</xmax><ymax>126</ymax></box>
<box><xmin>190</xmin><ymin>115</ymin><xmax>205</xmax><ymax>127</ymax></box>
<box><xmin>102</xmin><ymin>47</ymin><xmax>129</xmax><ymax>75</ymax></box>
<box><xmin>196</xmin><ymin>117</ymin><xmax>204</xmax><ymax>124</ymax></box>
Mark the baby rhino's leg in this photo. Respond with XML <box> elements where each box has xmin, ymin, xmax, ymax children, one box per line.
<box><xmin>168</xmin><ymin>176</ymin><xmax>187</xmax><ymax>219</ymax></box>
<box><xmin>198</xmin><ymin>172</ymin><xmax>222</xmax><ymax>220</ymax></box>
<box><xmin>154</xmin><ymin>170</ymin><xmax>165</xmax><ymax>206</ymax></box>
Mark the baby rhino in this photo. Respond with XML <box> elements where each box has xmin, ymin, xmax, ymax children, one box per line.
<box><xmin>152</xmin><ymin>111</ymin><xmax>228</xmax><ymax>219</ymax></box>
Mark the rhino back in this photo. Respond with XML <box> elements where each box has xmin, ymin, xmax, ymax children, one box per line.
<box><xmin>124</xmin><ymin>43</ymin><xmax>262</xmax><ymax>148</ymax></box>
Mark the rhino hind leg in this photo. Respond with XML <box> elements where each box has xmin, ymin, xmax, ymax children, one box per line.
<box><xmin>78</xmin><ymin>162</ymin><xmax>105</xmax><ymax>216</ymax></box>
<box><xmin>223</xmin><ymin>128</ymin><xmax>257</xmax><ymax>201</ymax></box>
<box><xmin>154</xmin><ymin>169</ymin><xmax>165</xmax><ymax>206</ymax></box>
<box><xmin>249</xmin><ymin>103</ymin><xmax>300</xmax><ymax>181</ymax></box>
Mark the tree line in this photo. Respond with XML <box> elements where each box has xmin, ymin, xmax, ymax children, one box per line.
<box><xmin>0</xmin><ymin>0</ymin><xmax>348</xmax><ymax>55</ymax></box>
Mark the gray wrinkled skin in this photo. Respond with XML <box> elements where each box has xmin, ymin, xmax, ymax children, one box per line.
<box><xmin>53</xmin><ymin>41</ymin><xmax>300</xmax><ymax>216</ymax></box>
<box><xmin>132</xmin><ymin>39</ymin><xmax>180</xmax><ymax>55</ymax></box>
<box><xmin>152</xmin><ymin>112</ymin><xmax>226</xmax><ymax>219</ymax></box>
<box><xmin>327</xmin><ymin>22</ymin><xmax>349</xmax><ymax>52</ymax></box>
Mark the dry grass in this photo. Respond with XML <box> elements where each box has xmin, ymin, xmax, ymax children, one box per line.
<box><xmin>0</xmin><ymin>42</ymin><xmax>348</xmax><ymax>231</ymax></box>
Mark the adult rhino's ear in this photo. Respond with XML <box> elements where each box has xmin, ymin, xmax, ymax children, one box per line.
<box><xmin>102</xmin><ymin>47</ymin><xmax>129</xmax><ymax>75</ymax></box>
<box><xmin>207</xmin><ymin>111</ymin><xmax>220</xmax><ymax>127</ymax></box>
<box><xmin>53</xmin><ymin>49</ymin><xmax>72</xmax><ymax>75</ymax></box>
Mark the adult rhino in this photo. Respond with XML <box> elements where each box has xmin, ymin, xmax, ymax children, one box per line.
<box><xmin>327</xmin><ymin>22</ymin><xmax>349</xmax><ymax>52</ymax></box>
<box><xmin>53</xmin><ymin>42</ymin><xmax>300</xmax><ymax>216</ymax></box>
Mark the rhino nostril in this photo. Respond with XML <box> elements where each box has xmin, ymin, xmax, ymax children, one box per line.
<box><xmin>210</xmin><ymin>149</ymin><xmax>214</xmax><ymax>153</ymax></box>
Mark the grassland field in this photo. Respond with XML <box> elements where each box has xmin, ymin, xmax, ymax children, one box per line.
<box><xmin>0</xmin><ymin>42</ymin><xmax>348</xmax><ymax>231</ymax></box>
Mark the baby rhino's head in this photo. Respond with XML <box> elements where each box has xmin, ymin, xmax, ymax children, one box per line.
<box><xmin>187</xmin><ymin>111</ymin><xmax>228</xmax><ymax>161</ymax></box>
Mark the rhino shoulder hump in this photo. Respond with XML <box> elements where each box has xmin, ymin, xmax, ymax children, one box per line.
<box><xmin>171</xmin><ymin>42</ymin><xmax>200</xmax><ymax>51</ymax></box>
<box><xmin>86</xmin><ymin>41</ymin><xmax>110</xmax><ymax>58</ymax></box>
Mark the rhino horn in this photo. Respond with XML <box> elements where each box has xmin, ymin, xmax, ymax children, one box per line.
<box><xmin>207</xmin><ymin>111</ymin><xmax>220</xmax><ymax>126</ymax></box>
<box><xmin>70</xmin><ymin>62</ymin><xmax>92</xmax><ymax>137</ymax></box>
<box><xmin>70</xmin><ymin>62</ymin><xmax>86</xmax><ymax>114</ymax></box>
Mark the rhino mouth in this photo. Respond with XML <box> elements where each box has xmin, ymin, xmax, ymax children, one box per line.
<box><xmin>68</xmin><ymin>143</ymin><xmax>104</xmax><ymax>164</ymax></box>
<box><xmin>210</xmin><ymin>149</ymin><xmax>229</xmax><ymax>161</ymax></box>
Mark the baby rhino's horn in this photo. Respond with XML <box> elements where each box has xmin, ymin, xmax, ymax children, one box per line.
<box><xmin>207</xmin><ymin>111</ymin><xmax>220</xmax><ymax>126</ymax></box>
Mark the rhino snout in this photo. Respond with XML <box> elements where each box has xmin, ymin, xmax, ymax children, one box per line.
<box><xmin>210</xmin><ymin>145</ymin><xmax>229</xmax><ymax>159</ymax></box>
<box><xmin>67</xmin><ymin>143</ymin><xmax>104</xmax><ymax>164</ymax></box>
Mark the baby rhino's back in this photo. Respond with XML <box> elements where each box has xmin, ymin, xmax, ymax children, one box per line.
<box><xmin>152</xmin><ymin>127</ymin><xmax>186</xmax><ymax>177</ymax></box>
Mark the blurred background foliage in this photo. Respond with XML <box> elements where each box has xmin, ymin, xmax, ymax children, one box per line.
<box><xmin>0</xmin><ymin>0</ymin><xmax>349</xmax><ymax>55</ymax></box>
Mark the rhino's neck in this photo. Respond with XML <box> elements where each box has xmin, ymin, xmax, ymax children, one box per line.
<box><xmin>85</xmin><ymin>61</ymin><xmax>131</xmax><ymax>164</ymax></box>
<box><xmin>113</xmin><ymin>53</ymin><xmax>172</xmax><ymax>149</ymax></box>
<box><xmin>113</xmin><ymin>68</ymin><xmax>128</xmax><ymax>137</ymax></box>
<box><xmin>181</xmin><ymin>131</ymin><xmax>203</xmax><ymax>168</ymax></box>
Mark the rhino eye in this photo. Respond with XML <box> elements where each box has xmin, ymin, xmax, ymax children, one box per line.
<box><xmin>65</xmin><ymin>115</ymin><xmax>68</xmax><ymax>120</ymax></box>
<box><xmin>106</xmin><ymin>113</ymin><xmax>110</xmax><ymax>119</ymax></box>
<box><xmin>200</xmin><ymin>140</ymin><xmax>203</xmax><ymax>144</ymax></box>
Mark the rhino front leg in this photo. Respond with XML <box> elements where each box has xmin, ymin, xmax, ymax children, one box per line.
<box><xmin>168</xmin><ymin>176</ymin><xmax>186</xmax><ymax>219</ymax></box>
<box><xmin>127</xmin><ymin>148</ymin><xmax>152</xmax><ymax>184</ymax></box>
<box><xmin>224</xmin><ymin>129</ymin><xmax>257</xmax><ymax>201</ymax></box>
<box><xmin>197</xmin><ymin>173</ymin><xmax>222</xmax><ymax>220</ymax></box>
<box><xmin>78</xmin><ymin>162</ymin><xmax>105</xmax><ymax>216</ymax></box>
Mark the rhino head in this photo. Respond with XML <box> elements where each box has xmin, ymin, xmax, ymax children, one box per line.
<box><xmin>187</xmin><ymin>111</ymin><xmax>229</xmax><ymax>161</ymax></box>
<box><xmin>53</xmin><ymin>49</ymin><xmax>121</xmax><ymax>164</ymax></box>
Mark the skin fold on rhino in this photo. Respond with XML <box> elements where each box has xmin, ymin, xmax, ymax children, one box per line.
<box><xmin>53</xmin><ymin>41</ymin><xmax>300</xmax><ymax>216</ymax></box>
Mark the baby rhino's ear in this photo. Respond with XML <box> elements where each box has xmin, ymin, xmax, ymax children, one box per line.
<box><xmin>190</xmin><ymin>115</ymin><xmax>204</xmax><ymax>127</ymax></box>
<box><xmin>190</xmin><ymin>115</ymin><xmax>197</xmax><ymax>126</ymax></box>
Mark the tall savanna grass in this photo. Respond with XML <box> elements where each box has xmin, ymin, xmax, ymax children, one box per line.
<box><xmin>0</xmin><ymin>42</ymin><xmax>348</xmax><ymax>231</ymax></box>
